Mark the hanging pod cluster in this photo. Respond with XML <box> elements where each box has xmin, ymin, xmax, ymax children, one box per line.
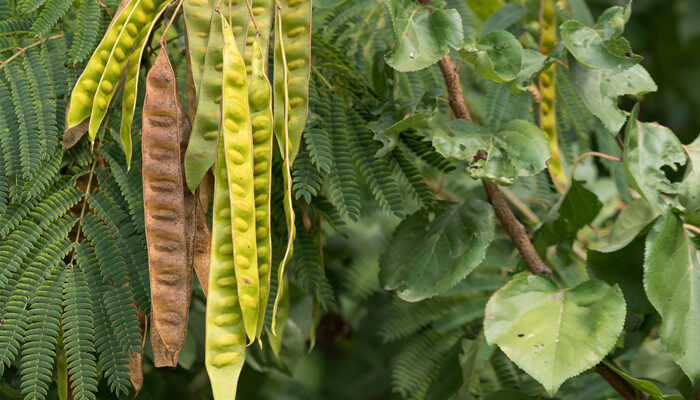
<box><xmin>63</xmin><ymin>0</ymin><xmax>171</xmax><ymax>167</ymax></box>
<box><xmin>64</xmin><ymin>0</ymin><xmax>311</xmax><ymax>396</ymax></box>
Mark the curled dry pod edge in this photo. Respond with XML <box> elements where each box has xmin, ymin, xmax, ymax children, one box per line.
<box><xmin>142</xmin><ymin>44</ymin><xmax>195</xmax><ymax>367</ymax></box>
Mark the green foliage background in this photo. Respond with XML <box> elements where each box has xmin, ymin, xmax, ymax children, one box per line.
<box><xmin>0</xmin><ymin>0</ymin><xmax>697</xmax><ymax>399</ymax></box>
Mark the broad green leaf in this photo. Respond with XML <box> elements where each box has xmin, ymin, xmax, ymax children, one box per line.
<box><xmin>572</xmin><ymin>62</ymin><xmax>657</xmax><ymax>133</ymax></box>
<box><xmin>480</xmin><ymin>3</ymin><xmax>527</xmax><ymax>37</ymax></box>
<box><xmin>679</xmin><ymin>136</ymin><xmax>700</xmax><ymax>224</ymax></box>
<box><xmin>588</xmin><ymin>237</ymin><xmax>653</xmax><ymax>314</ymax></box>
<box><xmin>424</xmin><ymin>340</ymin><xmax>463</xmax><ymax>400</ymax></box>
<box><xmin>484</xmin><ymin>274</ymin><xmax>626</xmax><ymax>395</ymax></box>
<box><xmin>460</xmin><ymin>30</ymin><xmax>523</xmax><ymax>83</ymax></box>
<box><xmin>379</xmin><ymin>200</ymin><xmax>495</xmax><ymax>301</ymax></box>
<box><xmin>623</xmin><ymin>106</ymin><xmax>687</xmax><ymax>212</ymax></box>
<box><xmin>593</xmin><ymin>1</ymin><xmax>632</xmax><ymax>41</ymax></box>
<box><xmin>602</xmin><ymin>361</ymin><xmax>685</xmax><ymax>400</ymax></box>
<box><xmin>592</xmin><ymin>198</ymin><xmax>659</xmax><ymax>252</ymax></box>
<box><xmin>433</xmin><ymin>119</ymin><xmax>550</xmax><ymax>185</ymax></box>
<box><xmin>508</xmin><ymin>46</ymin><xmax>563</xmax><ymax>92</ymax></box>
<box><xmin>368</xmin><ymin>112</ymin><xmax>433</xmax><ymax>156</ymax></box>
<box><xmin>534</xmin><ymin>180</ymin><xmax>602</xmax><ymax>250</ymax></box>
<box><xmin>458</xmin><ymin>333</ymin><xmax>493</xmax><ymax>398</ymax></box>
<box><xmin>384</xmin><ymin>0</ymin><xmax>463</xmax><ymax>72</ymax></box>
<box><xmin>560</xmin><ymin>20</ymin><xmax>641</xmax><ymax>72</ymax></box>
<box><xmin>644</xmin><ymin>213</ymin><xmax>700</xmax><ymax>382</ymax></box>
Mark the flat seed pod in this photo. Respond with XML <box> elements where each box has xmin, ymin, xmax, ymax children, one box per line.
<box><xmin>142</xmin><ymin>45</ymin><xmax>195</xmax><ymax>367</ymax></box>
<box><xmin>205</xmin><ymin>114</ymin><xmax>245</xmax><ymax>400</ymax></box>
<box><xmin>184</xmin><ymin>9</ymin><xmax>225</xmax><ymax>192</ymax></box>
<box><xmin>221</xmin><ymin>13</ymin><xmax>260</xmax><ymax>342</ymax></box>
<box><xmin>247</xmin><ymin>36</ymin><xmax>273</xmax><ymax>338</ymax></box>
<box><xmin>243</xmin><ymin>0</ymin><xmax>274</xmax><ymax>73</ymax></box>
<box><xmin>273</xmin><ymin>0</ymin><xmax>311</xmax><ymax>162</ymax></box>
<box><xmin>90</xmin><ymin>0</ymin><xmax>170</xmax><ymax>144</ymax></box>
<box><xmin>183</xmin><ymin>2</ymin><xmax>249</xmax><ymax>192</ymax></box>
<box><xmin>271</xmin><ymin>8</ymin><xmax>296</xmax><ymax>334</ymax></box>
<box><xmin>118</xmin><ymin>0</ymin><xmax>171</xmax><ymax>168</ymax></box>
<box><xmin>63</xmin><ymin>0</ymin><xmax>134</xmax><ymax>148</ymax></box>
<box><xmin>193</xmin><ymin>201</ymin><xmax>211</xmax><ymax>296</ymax></box>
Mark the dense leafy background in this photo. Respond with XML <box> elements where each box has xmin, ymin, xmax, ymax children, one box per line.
<box><xmin>0</xmin><ymin>0</ymin><xmax>698</xmax><ymax>399</ymax></box>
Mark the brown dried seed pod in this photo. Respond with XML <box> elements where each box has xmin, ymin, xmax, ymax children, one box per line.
<box><xmin>142</xmin><ymin>45</ymin><xmax>195</xmax><ymax>367</ymax></box>
<box><xmin>193</xmin><ymin>200</ymin><xmax>211</xmax><ymax>296</ymax></box>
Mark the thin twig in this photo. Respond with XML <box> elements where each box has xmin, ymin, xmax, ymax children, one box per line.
<box><xmin>684</xmin><ymin>224</ymin><xmax>700</xmax><ymax>235</ymax></box>
<box><xmin>244</xmin><ymin>0</ymin><xmax>261</xmax><ymax>36</ymax></box>
<box><xmin>159</xmin><ymin>0</ymin><xmax>185</xmax><ymax>45</ymax></box>
<box><xmin>500</xmin><ymin>187</ymin><xmax>540</xmax><ymax>224</ymax></box>
<box><xmin>0</xmin><ymin>34</ymin><xmax>64</xmax><ymax>70</ymax></box>
<box><xmin>97</xmin><ymin>0</ymin><xmax>113</xmax><ymax>15</ymax></box>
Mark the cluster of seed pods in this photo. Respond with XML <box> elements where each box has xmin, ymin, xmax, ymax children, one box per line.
<box><xmin>64</xmin><ymin>0</ymin><xmax>313</xmax><ymax>397</ymax></box>
<box><xmin>64</xmin><ymin>0</ymin><xmax>170</xmax><ymax>165</ymax></box>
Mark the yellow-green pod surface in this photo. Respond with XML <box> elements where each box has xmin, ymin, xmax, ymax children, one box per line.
<box><xmin>205</xmin><ymin>132</ymin><xmax>246</xmax><ymax>400</ymax></box>
<box><xmin>221</xmin><ymin>13</ymin><xmax>260</xmax><ymax>342</ymax></box>
<box><xmin>89</xmin><ymin>0</ymin><xmax>169</xmax><ymax>143</ymax></box>
<box><xmin>183</xmin><ymin>3</ymin><xmax>248</xmax><ymax>192</ymax></box>
<box><xmin>184</xmin><ymin>9</ymin><xmax>226</xmax><ymax>192</ymax></box>
<box><xmin>183</xmin><ymin>0</ymin><xmax>215</xmax><ymax>96</ymax></box>
<box><xmin>273</xmin><ymin>0</ymin><xmax>311</xmax><ymax>162</ymax></box>
<box><xmin>65</xmin><ymin>0</ymin><xmax>136</xmax><ymax>134</ymax></box>
<box><xmin>271</xmin><ymin>10</ymin><xmax>296</xmax><ymax>334</ymax></box>
<box><xmin>539</xmin><ymin>0</ymin><xmax>568</xmax><ymax>193</ymax></box>
<box><xmin>243</xmin><ymin>0</ymin><xmax>274</xmax><ymax>74</ymax></box>
<box><xmin>118</xmin><ymin>2</ymin><xmax>170</xmax><ymax>168</ymax></box>
<box><xmin>247</xmin><ymin>37</ymin><xmax>273</xmax><ymax>338</ymax></box>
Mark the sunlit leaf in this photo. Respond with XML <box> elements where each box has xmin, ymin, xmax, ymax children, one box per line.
<box><xmin>484</xmin><ymin>274</ymin><xmax>626</xmax><ymax>395</ymax></box>
<box><xmin>384</xmin><ymin>0</ymin><xmax>463</xmax><ymax>72</ymax></box>
<box><xmin>460</xmin><ymin>30</ymin><xmax>523</xmax><ymax>83</ymax></box>
<box><xmin>561</xmin><ymin>19</ymin><xmax>641</xmax><ymax>71</ymax></box>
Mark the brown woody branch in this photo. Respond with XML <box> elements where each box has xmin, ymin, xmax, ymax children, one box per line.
<box><xmin>433</xmin><ymin>43</ymin><xmax>647</xmax><ymax>400</ymax></box>
<box><xmin>438</xmin><ymin>55</ymin><xmax>551</xmax><ymax>276</ymax></box>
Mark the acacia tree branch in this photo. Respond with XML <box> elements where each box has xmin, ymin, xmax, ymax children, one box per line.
<box><xmin>432</xmin><ymin>31</ymin><xmax>647</xmax><ymax>400</ymax></box>
<box><xmin>438</xmin><ymin>55</ymin><xmax>551</xmax><ymax>276</ymax></box>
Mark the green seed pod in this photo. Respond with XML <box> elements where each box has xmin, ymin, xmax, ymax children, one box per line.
<box><xmin>221</xmin><ymin>12</ymin><xmax>260</xmax><ymax>342</ymax></box>
<box><xmin>247</xmin><ymin>36</ymin><xmax>273</xmax><ymax>339</ymax></box>
<box><xmin>538</xmin><ymin>0</ymin><xmax>567</xmax><ymax>193</ymax></box>
<box><xmin>270</xmin><ymin>8</ymin><xmax>297</xmax><ymax>334</ymax></box>
<box><xmin>63</xmin><ymin>0</ymin><xmax>135</xmax><ymax>148</ymax></box>
<box><xmin>273</xmin><ymin>0</ymin><xmax>311</xmax><ymax>162</ymax></box>
<box><xmin>183</xmin><ymin>2</ymin><xmax>249</xmax><ymax>192</ymax></box>
<box><xmin>243</xmin><ymin>0</ymin><xmax>274</xmax><ymax>74</ymax></box>
<box><xmin>205</xmin><ymin>132</ymin><xmax>246</xmax><ymax>400</ymax></box>
<box><xmin>119</xmin><ymin>2</ymin><xmax>170</xmax><ymax>168</ymax></box>
<box><xmin>89</xmin><ymin>0</ymin><xmax>169</xmax><ymax>144</ymax></box>
<box><xmin>184</xmin><ymin>9</ymin><xmax>226</xmax><ymax>192</ymax></box>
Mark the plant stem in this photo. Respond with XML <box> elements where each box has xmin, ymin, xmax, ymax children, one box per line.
<box><xmin>596</xmin><ymin>363</ymin><xmax>647</xmax><ymax>400</ymax></box>
<box><xmin>438</xmin><ymin>54</ymin><xmax>551</xmax><ymax>276</ymax></box>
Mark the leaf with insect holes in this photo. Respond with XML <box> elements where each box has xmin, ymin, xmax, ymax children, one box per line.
<box><xmin>623</xmin><ymin>105</ymin><xmax>687</xmax><ymax>212</ymax></box>
<box><xmin>484</xmin><ymin>273</ymin><xmax>626</xmax><ymax>395</ymax></box>
<box><xmin>432</xmin><ymin>119</ymin><xmax>550</xmax><ymax>185</ymax></box>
